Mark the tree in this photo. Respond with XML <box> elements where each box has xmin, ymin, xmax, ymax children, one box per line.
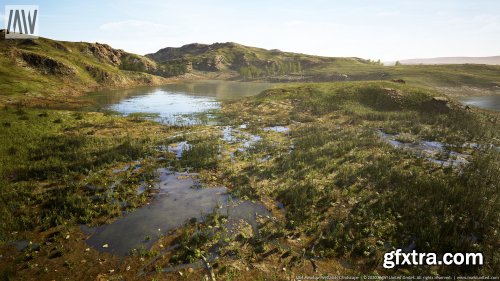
<box><xmin>395</xmin><ymin>61</ymin><xmax>402</xmax><ymax>66</ymax></box>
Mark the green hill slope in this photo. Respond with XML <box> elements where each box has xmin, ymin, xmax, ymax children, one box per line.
<box><xmin>147</xmin><ymin>42</ymin><xmax>500</xmax><ymax>91</ymax></box>
<box><xmin>0</xmin><ymin>30</ymin><xmax>168</xmax><ymax>107</ymax></box>
<box><xmin>146</xmin><ymin>42</ymin><xmax>376</xmax><ymax>80</ymax></box>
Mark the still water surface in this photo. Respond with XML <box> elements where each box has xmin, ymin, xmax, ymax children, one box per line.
<box><xmin>87</xmin><ymin>80</ymin><xmax>274</xmax><ymax>125</ymax></box>
<box><xmin>456</xmin><ymin>95</ymin><xmax>500</xmax><ymax>111</ymax></box>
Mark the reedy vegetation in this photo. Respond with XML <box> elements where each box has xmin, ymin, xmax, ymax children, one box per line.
<box><xmin>220</xmin><ymin>82</ymin><xmax>499</xmax><ymax>275</ymax></box>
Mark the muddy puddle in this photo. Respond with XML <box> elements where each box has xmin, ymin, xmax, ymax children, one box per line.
<box><xmin>167</xmin><ymin>141</ymin><xmax>192</xmax><ymax>159</ymax></box>
<box><xmin>222</xmin><ymin>126</ymin><xmax>262</xmax><ymax>153</ymax></box>
<box><xmin>377</xmin><ymin>130</ymin><xmax>471</xmax><ymax>167</ymax></box>
<box><xmin>263</xmin><ymin>126</ymin><xmax>290</xmax><ymax>133</ymax></box>
<box><xmin>82</xmin><ymin>169</ymin><xmax>269</xmax><ymax>256</ymax></box>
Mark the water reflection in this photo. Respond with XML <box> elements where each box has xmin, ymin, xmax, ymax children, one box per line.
<box><xmin>85</xmin><ymin>80</ymin><xmax>273</xmax><ymax>125</ymax></box>
<box><xmin>82</xmin><ymin>169</ymin><xmax>270</xmax><ymax>256</ymax></box>
<box><xmin>456</xmin><ymin>95</ymin><xmax>500</xmax><ymax>111</ymax></box>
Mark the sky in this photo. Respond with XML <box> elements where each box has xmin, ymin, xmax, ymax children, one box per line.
<box><xmin>1</xmin><ymin>0</ymin><xmax>499</xmax><ymax>61</ymax></box>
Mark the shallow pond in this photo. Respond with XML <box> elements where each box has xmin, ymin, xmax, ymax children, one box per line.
<box><xmin>377</xmin><ymin>130</ymin><xmax>471</xmax><ymax>167</ymax></box>
<box><xmin>82</xmin><ymin>169</ymin><xmax>270</xmax><ymax>256</ymax></box>
<box><xmin>86</xmin><ymin>80</ymin><xmax>273</xmax><ymax>125</ymax></box>
<box><xmin>457</xmin><ymin>95</ymin><xmax>500</xmax><ymax>111</ymax></box>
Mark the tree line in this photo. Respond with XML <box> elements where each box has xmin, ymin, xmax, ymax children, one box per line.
<box><xmin>240</xmin><ymin>61</ymin><xmax>303</xmax><ymax>80</ymax></box>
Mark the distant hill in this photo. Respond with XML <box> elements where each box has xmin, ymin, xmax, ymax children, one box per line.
<box><xmin>146</xmin><ymin>43</ymin><xmax>500</xmax><ymax>89</ymax></box>
<box><xmin>2</xmin><ymin>30</ymin><xmax>499</xmax><ymax>105</ymax></box>
<box><xmin>146</xmin><ymin>42</ymin><xmax>377</xmax><ymax>80</ymax></box>
<box><xmin>393</xmin><ymin>56</ymin><xmax>500</xmax><ymax>65</ymax></box>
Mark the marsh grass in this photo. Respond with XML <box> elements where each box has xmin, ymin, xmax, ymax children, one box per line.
<box><xmin>0</xmin><ymin>107</ymin><xmax>176</xmax><ymax>239</ymax></box>
<box><xmin>221</xmin><ymin>81</ymin><xmax>500</xmax><ymax>275</ymax></box>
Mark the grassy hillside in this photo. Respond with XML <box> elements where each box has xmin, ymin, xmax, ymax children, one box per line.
<box><xmin>0</xmin><ymin>30</ymin><xmax>169</xmax><ymax>107</ymax></box>
<box><xmin>146</xmin><ymin>42</ymin><xmax>377</xmax><ymax>79</ymax></box>
<box><xmin>147</xmin><ymin>42</ymin><xmax>500</xmax><ymax>92</ymax></box>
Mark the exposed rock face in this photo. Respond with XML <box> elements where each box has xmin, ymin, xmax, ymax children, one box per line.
<box><xmin>85</xmin><ymin>42</ymin><xmax>122</xmax><ymax>65</ymax></box>
<box><xmin>81</xmin><ymin>42</ymin><xmax>157</xmax><ymax>73</ymax></box>
<box><xmin>52</xmin><ymin>42</ymin><xmax>70</xmax><ymax>52</ymax></box>
<box><xmin>85</xmin><ymin>65</ymin><xmax>111</xmax><ymax>82</ymax></box>
<box><xmin>423</xmin><ymin>96</ymin><xmax>452</xmax><ymax>113</ymax></box>
<box><xmin>193</xmin><ymin>54</ymin><xmax>227</xmax><ymax>71</ymax></box>
<box><xmin>212</xmin><ymin>55</ymin><xmax>226</xmax><ymax>70</ymax></box>
<box><xmin>185</xmin><ymin>61</ymin><xmax>193</xmax><ymax>71</ymax></box>
<box><xmin>19</xmin><ymin>51</ymin><xmax>76</xmax><ymax>76</ymax></box>
<box><xmin>119</xmin><ymin>55</ymin><xmax>157</xmax><ymax>72</ymax></box>
<box><xmin>146</xmin><ymin>42</ymin><xmax>245</xmax><ymax>72</ymax></box>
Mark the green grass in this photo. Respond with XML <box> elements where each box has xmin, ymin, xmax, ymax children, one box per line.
<box><xmin>220</xmin><ymin>81</ymin><xmax>500</xmax><ymax>275</ymax></box>
<box><xmin>1</xmin><ymin>33</ymin><xmax>500</xmax><ymax>278</ymax></box>
<box><xmin>145</xmin><ymin>40</ymin><xmax>500</xmax><ymax>91</ymax></box>
<box><xmin>0</xmin><ymin>107</ymin><xmax>180</xmax><ymax>239</ymax></box>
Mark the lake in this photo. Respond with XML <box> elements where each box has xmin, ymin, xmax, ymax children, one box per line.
<box><xmin>86</xmin><ymin>80</ymin><xmax>274</xmax><ymax>125</ymax></box>
<box><xmin>456</xmin><ymin>95</ymin><xmax>500</xmax><ymax>111</ymax></box>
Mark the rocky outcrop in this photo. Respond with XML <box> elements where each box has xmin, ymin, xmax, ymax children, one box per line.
<box><xmin>422</xmin><ymin>96</ymin><xmax>453</xmax><ymax>113</ymax></box>
<box><xmin>19</xmin><ymin>51</ymin><xmax>76</xmax><ymax>76</ymax></box>
<box><xmin>83</xmin><ymin>42</ymin><xmax>122</xmax><ymax>65</ymax></box>
<box><xmin>81</xmin><ymin>43</ymin><xmax>157</xmax><ymax>73</ymax></box>
<box><xmin>85</xmin><ymin>65</ymin><xmax>112</xmax><ymax>82</ymax></box>
<box><xmin>193</xmin><ymin>54</ymin><xmax>227</xmax><ymax>71</ymax></box>
<box><xmin>145</xmin><ymin>42</ymin><xmax>341</xmax><ymax>78</ymax></box>
<box><xmin>119</xmin><ymin>55</ymin><xmax>157</xmax><ymax>72</ymax></box>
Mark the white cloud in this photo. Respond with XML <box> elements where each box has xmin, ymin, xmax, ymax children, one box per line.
<box><xmin>480</xmin><ymin>22</ymin><xmax>500</xmax><ymax>32</ymax></box>
<box><xmin>283</xmin><ymin>20</ymin><xmax>305</xmax><ymax>27</ymax></box>
<box><xmin>376</xmin><ymin>11</ymin><xmax>400</xmax><ymax>17</ymax></box>
<box><xmin>99</xmin><ymin>20</ymin><xmax>171</xmax><ymax>31</ymax></box>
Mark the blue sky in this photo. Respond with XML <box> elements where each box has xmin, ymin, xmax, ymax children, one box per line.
<box><xmin>1</xmin><ymin>0</ymin><xmax>499</xmax><ymax>61</ymax></box>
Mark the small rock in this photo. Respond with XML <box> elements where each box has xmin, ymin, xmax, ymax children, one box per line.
<box><xmin>187</xmin><ymin>267</ymin><xmax>194</xmax><ymax>273</ymax></box>
<box><xmin>65</xmin><ymin>235</ymin><xmax>70</xmax><ymax>240</ymax></box>
<box><xmin>85</xmin><ymin>248</ymin><xmax>90</xmax><ymax>252</ymax></box>
<box><xmin>282</xmin><ymin>267</ymin><xmax>286</xmax><ymax>271</ymax></box>
<box><xmin>102</xmin><ymin>244</ymin><xmax>109</xmax><ymax>248</ymax></box>
<box><xmin>178</xmin><ymin>271</ymin><xmax>183</xmax><ymax>276</ymax></box>
<box><xmin>108</xmin><ymin>269</ymin><xmax>114</xmax><ymax>273</ymax></box>
<box><xmin>126</xmin><ymin>266</ymin><xmax>131</xmax><ymax>271</ymax></box>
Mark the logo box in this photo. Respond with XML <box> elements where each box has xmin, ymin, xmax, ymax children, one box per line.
<box><xmin>5</xmin><ymin>5</ymin><xmax>39</xmax><ymax>39</ymax></box>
